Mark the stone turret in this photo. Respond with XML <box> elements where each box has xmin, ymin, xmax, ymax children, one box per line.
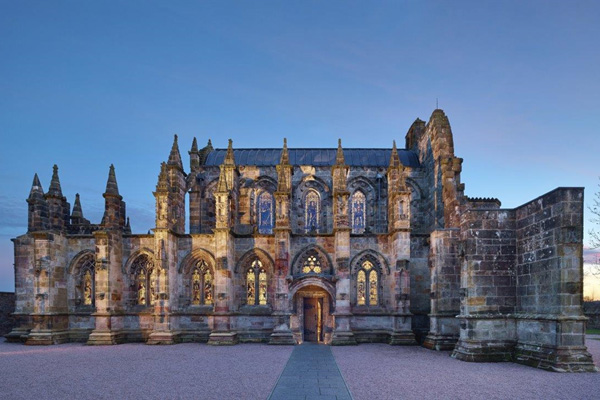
<box><xmin>45</xmin><ymin>165</ymin><xmax>70</xmax><ymax>231</ymax></box>
<box><xmin>27</xmin><ymin>173</ymin><xmax>49</xmax><ymax>232</ymax></box>
<box><xmin>101</xmin><ymin>164</ymin><xmax>126</xmax><ymax>229</ymax></box>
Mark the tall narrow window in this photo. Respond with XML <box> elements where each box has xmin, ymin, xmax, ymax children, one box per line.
<box><xmin>191</xmin><ymin>260</ymin><xmax>213</xmax><ymax>306</ymax></box>
<box><xmin>357</xmin><ymin>270</ymin><xmax>366</xmax><ymax>306</ymax></box>
<box><xmin>78</xmin><ymin>255</ymin><xmax>95</xmax><ymax>307</ymax></box>
<box><xmin>246</xmin><ymin>260</ymin><xmax>267</xmax><ymax>305</ymax></box>
<box><xmin>356</xmin><ymin>260</ymin><xmax>378</xmax><ymax>306</ymax></box>
<box><xmin>351</xmin><ymin>191</ymin><xmax>366</xmax><ymax>234</ymax></box>
<box><xmin>83</xmin><ymin>269</ymin><xmax>93</xmax><ymax>306</ymax></box>
<box><xmin>305</xmin><ymin>190</ymin><xmax>320</xmax><ymax>233</ymax></box>
<box><xmin>132</xmin><ymin>254</ymin><xmax>155</xmax><ymax>306</ymax></box>
<box><xmin>257</xmin><ymin>191</ymin><xmax>274</xmax><ymax>234</ymax></box>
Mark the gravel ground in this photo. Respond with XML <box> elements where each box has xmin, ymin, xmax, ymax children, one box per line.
<box><xmin>333</xmin><ymin>336</ymin><xmax>600</xmax><ymax>400</ymax></box>
<box><xmin>0</xmin><ymin>339</ymin><xmax>293</xmax><ymax>400</ymax></box>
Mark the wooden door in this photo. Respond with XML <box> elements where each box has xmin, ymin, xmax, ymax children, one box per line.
<box><xmin>303</xmin><ymin>298</ymin><xmax>322</xmax><ymax>342</ymax></box>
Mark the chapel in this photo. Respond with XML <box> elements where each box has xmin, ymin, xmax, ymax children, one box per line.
<box><xmin>7</xmin><ymin>109</ymin><xmax>596</xmax><ymax>372</ymax></box>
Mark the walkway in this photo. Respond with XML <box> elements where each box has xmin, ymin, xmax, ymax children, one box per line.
<box><xmin>268</xmin><ymin>343</ymin><xmax>353</xmax><ymax>400</ymax></box>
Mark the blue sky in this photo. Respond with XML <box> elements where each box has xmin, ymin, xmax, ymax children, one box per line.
<box><xmin>1</xmin><ymin>1</ymin><xmax>599</xmax><ymax>292</ymax></box>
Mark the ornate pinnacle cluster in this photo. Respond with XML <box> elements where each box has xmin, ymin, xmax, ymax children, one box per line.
<box><xmin>389</xmin><ymin>140</ymin><xmax>401</xmax><ymax>169</ymax></box>
<box><xmin>279</xmin><ymin>138</ymin><xmax>290</xmax><ymax>165</ymax></box>
<box><xmin>335</xmin><ymin>138</ymin><xmax>345</xmax><ymax>165</ymax></box>
<box><xmin>168</xmin><ymin>134</ymin><xmax>183</xmax><ymax>169</ymax></box>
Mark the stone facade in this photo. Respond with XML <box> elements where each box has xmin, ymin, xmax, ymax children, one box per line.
<box><xmin>0</xmin><ymin>292</ymin><xmax>15</xmax><ymax>336</ymax></box>
<box><xmin>7</xmin><ymin>109</ymin><xmax>596</xmax><ymax>371</ymax></box>
<box><xmin>584</xmin><ymin>301</ymin><xmax>600</xmax><ymax>329</ymax></box>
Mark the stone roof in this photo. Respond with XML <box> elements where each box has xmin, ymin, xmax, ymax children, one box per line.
<box><xmin>204</xmin><ymin>148</ymin><xmax>420</xmax><ymax>168</ymax></box>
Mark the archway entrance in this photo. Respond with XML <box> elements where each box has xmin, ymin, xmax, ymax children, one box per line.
<box><xmin>290</xmin><ymin>282</ymin><xmax>334</xmax><ymax>344</ymax></box>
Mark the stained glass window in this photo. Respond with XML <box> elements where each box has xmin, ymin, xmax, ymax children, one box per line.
<box><xmin>137</xmin><ymin>269</ymin><xmax>147</xmax><ymax>305</ymax></box>
<box><xmin>257</xmin><ymin>191</ymin><xmax>274</xmax><ymax>234</ymax></box>
<box><xmin>302</xmin><ymin>254</ymin><xmax>322</xmax><ymax>274</ymax></box>
<box><xmin>247</xmin><ymin>266</ymin><xmax>256</xmax><ymax>304</ymax></box>
<box><xmin>357</xmin><ymin>260</ymin><xmax>378</xmax><ymax>306</ymax></box>
<box><xmin>132</xmin><ymin>255</ymin><xmax>155</xmax><ymax>306</ymax></box>
<box><xmin>79</xmin><ymin>255</ymin><xmax>95</xmax><ymax>306</ymax></box>
<box><xmin>190</xmin><ymin>260</ymin><xmax>213</xmax><ymax>306</ymax></box>
<box><xmin>83</xmin><ymin>269</ymin><xmax>93</xmax><ymax>306</ymax></box>
<box><xmin>258</xmin><ymin>268</ymin><xmax>267</xmax><ymax>305</ymax></box>
<box><xmin>305</xmin><ymin>190</ymin><xmax>320</xmax><ymax>233</ymax></box>
<box><xmin>246</xmin><ymin>260</ymin><xmax>267</xmax><ymax>305</ymax></box>
<box><xmin>351</xmin><ymin>191</ymin><xmax>366</xmax><ymax>234</ymax></box>
<box><xmin>357</xmin><ymin>270</ymin><xmax>366</xmax><ymax>306</ymax></box>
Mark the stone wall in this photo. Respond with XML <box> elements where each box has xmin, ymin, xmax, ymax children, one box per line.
<box><xmin>0</xmin><ymin>292</ymin><xmax>15</xmax><ymax>336</ymax></box>
<box><xmin>584</xmin><ymin>301</ymin><xmax>600</xmax><ymax>329</ymax></box>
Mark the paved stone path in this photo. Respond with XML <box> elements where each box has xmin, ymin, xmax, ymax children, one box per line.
<box><xmin>268</xmin><ymin>343</ymin><xmax>353</xmax><ymax>400</ymax></box>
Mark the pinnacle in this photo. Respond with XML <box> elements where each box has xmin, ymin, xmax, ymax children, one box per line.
<box><xmin>28</xmin><ymin>173</ymin><xmax>45</xmax><ymax>200</ymax></box>
<box><xmin>168</xmin><ymin>134</ymin><xmax>184</xmax><ymax>169</ymax></box>
<box><xmin>104</xmin><ymin>164</ymin><xmax>120</xmax><ymax>196</ymax></box>
<box><xmin>191</xmin><ymin>137</ymin><xmax>198</xmax><ymax>153</ymax></box>
<box><xmin>47</xmin><ymin>164</ymin><xmax>63</xmax><ymax>197</ymax></box>
<box><xmin>224</xmin><ymin>138</ymin><xmax>235</xmax><ymax>165</ymax></box>
<box><xmin>389</xmin><ymin>140</ymin><xmax>401</xmax><ymax>168</ymax></box>
<box><xmin>335</xmin><ymin>138</ymin><xmax>345</xmax><ymax>165</ymax></box>
<box><xmin>279</xmin><ymin>138</ymin><xmax>290</xmax><ymax>165</ymax></box>
<box><xmin>71</xmin><ymin>193</ymin><xmax>84</xmax><ymax>219</ymax></box>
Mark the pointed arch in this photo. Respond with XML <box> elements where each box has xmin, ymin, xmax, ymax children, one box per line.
<box><xmin>235</xmin><ymin>247</ymin><xmax>275</xmax><ymax>274</ymax></box>
<box><xmin>68</xmin><ymin>249</ymin><xmax>95</xmax><ymax>275</ymax></box>
<box><xmin>291</xmin><ymin>244</ymin><xmax>334</xmax><ymax>276</ymax></box>
<box><xmin>178</xmin><ymin>248</ymin><xmax>217</xmax><ymax>274</ymax></box>
<box><xmin>123</xmin><ymin>247</ymin><xmax>154</xmax><ymax>274</ymax></box>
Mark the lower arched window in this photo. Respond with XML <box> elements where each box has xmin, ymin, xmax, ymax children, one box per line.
<box><xmin>78</xmin><ymin>255</ymin><xmax>95</xmax><ymax>306</ymax></box>
<box><xmin>191</xmin><ymin>260</ymin><xmax>213</xmax><ymax>305</ymax></box>
<box><xmin>246</xmin><ymin>260</ymin><xmax>267</xmax><ymax>305</ymax></box>
<box><xmin>357</xmin><ymin>260</ymin><xmax>378</xmax><ymax>306</ymax></box>
<box><xmin>132</xmin><ymin>255</ymin><xmax>156</xmax><ymax>306</ymax></box>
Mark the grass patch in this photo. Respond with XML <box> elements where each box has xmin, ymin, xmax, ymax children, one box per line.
<box><xmin>587</xmin><ymin>328</ymin><xmax>600</xmax><ymax>335</ymax></box>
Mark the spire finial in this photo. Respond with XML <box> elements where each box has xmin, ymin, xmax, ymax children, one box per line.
<box><xmin>224</xmin><ymin>138</ymin><xmax>235</xmax><ymax>165</ymax></box>
<box><xmin>279</xmin><ymin>137</ymin><xmax>290</xmax><ymax>165</ymax></box>
<box><xmin>389</xmin><ymin>140</ymin><xmax>401</xmax><ymax>168</ymax></box>
<box><xmin>191</xmin><ymin>137</ymin><xmax>198</xmax><ymax>152</ymax></box>
<box><xmin>335</xmin><ymin>138</ymin><xmax>345</xmax><ymax>165</ymax></box>
<box><xmin>104</xmin><ymin>164</ymin><xmax>120</xmax><ymax>196</ymax></box>
<box><xmin>47</xmin><ymin>164</ymin><xmax>63</xmax><ymax>197</ymax></box>
<box><xmin>168</xmin><ymin>134</ymin><xmax>183</xmax><ymax>169</ymax></box>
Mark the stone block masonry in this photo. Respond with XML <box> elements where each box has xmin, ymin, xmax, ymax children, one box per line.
<box><xmin>0</xmin><ymin>292</ymin><xmax>15</xmax><ymax>336</ymax></box>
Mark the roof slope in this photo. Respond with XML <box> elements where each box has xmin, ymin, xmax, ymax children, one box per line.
<box><xmin>204</xmin><ymin>148</ymin><xmax>420</xmax><ymax>168</ymax></box>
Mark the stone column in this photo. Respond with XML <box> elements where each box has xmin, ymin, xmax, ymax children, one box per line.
<box><xmin>87</xmin><ymin>230</ymin><xmax>124</xmax><ymax>345</ymax></box>
<box><xmin>25</xmin><ymin>232</ymin><xmax>70</xmax><ymax>345</ymax></box>
<box><xmin>423</xmin><ymin>228</ymin><xmax>460</xmax><ymax>350</ymax></box>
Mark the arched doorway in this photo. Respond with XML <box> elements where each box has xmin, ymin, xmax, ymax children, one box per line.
<box><xmin>289</xmin><ymin>279</ymin><xmax>335</xmax><ymax>344</ymax></box>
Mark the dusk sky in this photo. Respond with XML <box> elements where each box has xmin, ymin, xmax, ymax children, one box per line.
<box><xmin>1</xmin><ymin>1</ymin><xmax>599</xmax><ymax>294</ymax></box>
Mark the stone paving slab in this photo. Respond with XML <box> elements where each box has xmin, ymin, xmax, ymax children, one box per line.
<box><xmin>269</xmin><ymin>343</ymin><xmax>353</xmax><ymax>400</ymax></box>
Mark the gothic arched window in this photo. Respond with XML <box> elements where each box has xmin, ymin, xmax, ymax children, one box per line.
<box><xmin>257</xmin><ymin>191</ymin><xmax>274</xmax><ymax>234</ymax></box>
<box><xmin>79</xmin><ymin>255</ymin><xmax>95</xmax><ymax>306</ymax></box>
<box><xmin>357</xmin><ymin>260</ymin><xmax>378</xmax><ymax>306</ymax></box>
<box><xmin>304</xmin><ymin>190</ymin><xmax>320</xmax><ymax>233</ymax></box>
<box><xmin>351</xmin><ymin>191</ymin><xmax>366</xmax><ymax>234</ymax></box>
<box><xmin>246</xmin><ymin>260</ymin><xmax>267</xmax><ymax>305</ymax></box>
<box><xmin>191</xmin><ymin>260</ymin><xmax>213</xmax><ymax>305</ymax></box>
<box><xmin>132</xmin><ymin>255</ymin><xmax>155</xmax><ymax>307</ymax></box>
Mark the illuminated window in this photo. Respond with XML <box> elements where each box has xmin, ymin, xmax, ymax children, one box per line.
<box><xmin>191</xmin><ymin>260</ymin><xmax>213</xmax><ymax>306</ymax></box>
<box><xmin>132</xmin><ymin>254</ymin><xmax>155</xmax><ymax>307</ymax></box>
<box><xmin>79</xmin><ymin>255</ymin><xmax>95</xmax><ymax>306</ymax></box>
<box><xmin>257</xmin><ymin>191</ymin><xmax>274</xmax><ymax>234</ymax></box>
<box><xmin>246</xmin><ymin>260</ymin><xmax>267</xmax><ymax>305</ymax></box>
<box><xmin>351</xmin><ymin>191</ymin><xmax>366</xmax><ymax>234</ymax></box>
<box><xmin>302</xmin><ymin>253</ymin><xmax>322</xmax><ymax>274</ymax></box>
<box><xmin>357</xmin><ymin>260</ymin><xmax>378</xmax><ymax>306</ymax></box>
<box><xmin>305</xmin><ymin>190</ymin><xmax>320</xmax><ymax>233</ymax></box>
